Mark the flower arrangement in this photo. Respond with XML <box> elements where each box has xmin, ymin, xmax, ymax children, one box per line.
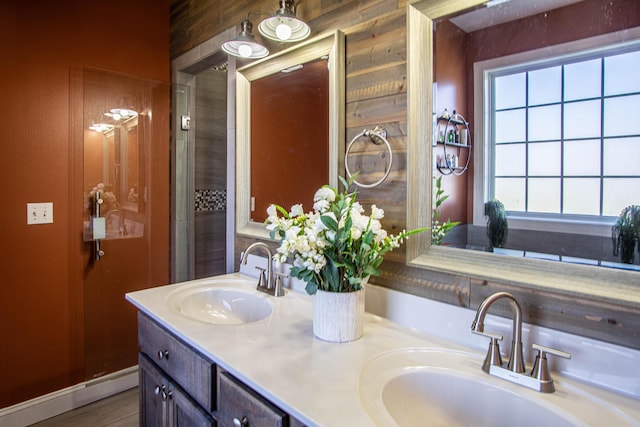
<box><xmin>266</xmin><ymin>177</ymin><xmax>428</xmax><ymax>295</ymax></box>
<box><xmin>431</xmin><ymin>176</ymin><xmax>460</xmax><ymax>245</ymax></box>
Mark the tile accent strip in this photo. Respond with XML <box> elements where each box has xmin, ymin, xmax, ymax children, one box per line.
<box><xmin>195</xmin><ymin>189</ymin><xmax>226</xmax><ymax>212</ymax></box>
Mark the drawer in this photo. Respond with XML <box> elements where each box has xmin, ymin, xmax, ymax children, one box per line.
<box><xmin>138</xmin><ymin>312</ymin><xmax>216</xmax><ymax>412</ymax></box>
<box><xmin>217</xmin><ymin>371</ymin><xmax>287</xmax><ymax>427</ymax></box>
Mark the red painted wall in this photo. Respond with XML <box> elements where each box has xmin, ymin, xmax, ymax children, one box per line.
<box><xmin>0</xmin><ymin>0</ymin><xmax>170</xmax><ymax>408</ymax></box>
<box><xmin>434</xmin><ymin>20</ymin><xmax>468</xmax><ymax>225</ymax></box>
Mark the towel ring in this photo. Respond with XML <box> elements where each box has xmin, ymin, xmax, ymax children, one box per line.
<box><xmin>345</xmin><ymin>126</ymin><xmax>393</xmax><ymax>188</ymax></box>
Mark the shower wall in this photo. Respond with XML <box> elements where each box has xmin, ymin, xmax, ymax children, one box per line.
<box><xmin>194</xmin><ymin>67</ymin><xmax>227</xmax><ymax>278</ymax></box>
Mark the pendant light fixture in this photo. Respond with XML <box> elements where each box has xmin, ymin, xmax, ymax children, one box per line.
<box><xmin>258</xmin><ymin>0</ymin><xmax>311</xmax><ymax>43</ymax></box>
<box><xmin>222</xmin><ymin>19</ymin><xmax>269</xmax><ymax>59</ymax></box>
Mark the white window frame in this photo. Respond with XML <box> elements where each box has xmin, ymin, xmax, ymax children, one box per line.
<box><xmin>473</xmin><ymin>27</ymin><xmax>640</xmax><ymax>237</ymax></box>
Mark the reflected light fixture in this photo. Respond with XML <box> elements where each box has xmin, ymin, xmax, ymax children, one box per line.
<box><xmin>89</xmin><ymin>123</ymin><xmax>114</xmax><ymax>133</ymax></box>
<box><xmin>222</xmin><ymin>19</ymin><xmax>269</xmax><ymax>59</ymax></box>
<box><xmin>258</xmin><ymin>0</ymin><xmax>311</xmax><ymax>43</ymax></box>
<box><xmin>104</xmin><ymin>108</ymin><xmax>138</xmax><ymax>121</ymax></box>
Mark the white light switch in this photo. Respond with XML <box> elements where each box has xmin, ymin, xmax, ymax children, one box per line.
<box><xmin>27</xmin><ymin>202</ymin><xmax>54</xmax><ymax>225</ymax></box>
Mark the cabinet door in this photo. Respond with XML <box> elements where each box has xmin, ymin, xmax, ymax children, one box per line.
<box><xmin>170</xmin><ymin>381</ymin><xmax>216</xmax><ymax>427</ymax></box>
<box><xmin>218</xmin><ymin>372</ymin><xmax>287</xmax><ymax>427</ymax></box>
<box><xmin>138</xmin><ymin>313</ymin><xmax>216</xmax><ymax>412</ymax></box>
<box><xmin>140</xmin><ymin>353</ymin><xmax>215</xmax><ymax>427</ymax></box>
<box><xmin>139</xmin><ymin>353</ymin><xmax>169</xmax><ymax>427</ymax></box>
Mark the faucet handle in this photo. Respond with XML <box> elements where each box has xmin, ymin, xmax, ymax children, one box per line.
<box><xmin>472</xmin><ymin>330</ymin><xmax>503</xmax><ymax>341</ymax></box>
<box><xmin>254</xmin><ymin>266</ymin><xmax>268</xmax><ymax>289</ymax></box>
<box><xmin>473</xmin><ymin>330</ymin><xmax>504</xmax><ymax>372</ymax></box>
<box><xmin>273</xmin><ymin>272</ymin><xmax>288</xmax><ymax>297</ymax></box>
<box><xmin>530</xmin><ymin>343</ymin><xmax>571</xmax><ymax>392</ymax></box>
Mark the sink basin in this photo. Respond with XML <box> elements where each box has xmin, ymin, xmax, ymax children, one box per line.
<box><xmin>166</xmin><ymin>282</ymin><xmax>273</xmax><ymax>325</ymax></box>
<box><xmin>359</xmin><ymin>348</ymin><xmax>638</xmax><ymax>427</ymax></box>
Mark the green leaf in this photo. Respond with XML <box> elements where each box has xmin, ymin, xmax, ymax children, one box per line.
<box><xmin>305</xmin><ymin>281</ymin><xmax>318</xmax><ymax>295</ymax></box>
<box><xmin>321</xmin><ymin>214</ymin><xmax>338</xmax><ymax>231</ymax></box>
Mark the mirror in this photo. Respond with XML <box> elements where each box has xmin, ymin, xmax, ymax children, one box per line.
<box><xmin>236</xmin><ymin>30</ymin><xmax>345</xmax><ymax>239</ymax></box>
<box><xmin>406</xmin><ymin>0</ymin><xmax>640</xmax><ymax>302</ymax></box>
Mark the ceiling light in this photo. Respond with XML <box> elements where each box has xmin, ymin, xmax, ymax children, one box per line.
<box><xmin>258</xmin><ymin>0</ymin><xmax>311</xmax><ymax>43</ymax></box>
<box><xmin>222</xmin><ymin>19</ymin><xmax>269</xmax><ymax>59</ymax></box>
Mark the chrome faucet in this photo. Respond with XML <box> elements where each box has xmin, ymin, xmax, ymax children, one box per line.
<box><xmin>471</xmin><ymin>291</ymin><xmax>571</xmax><ymax>392</ymax></box>
<box><xmin>240</xmin><ymin>242</ymin><xmax>285</xmax><ymax>297</ymax></box>
<box><xmin>471</xmin><ymin>291</ymin><xmax>525</xmax><ymax>373</ymax></box>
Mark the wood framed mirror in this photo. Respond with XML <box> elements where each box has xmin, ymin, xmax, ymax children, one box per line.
<box><xmin>406</xmin><ymin>0</ymin><xmax>640</xmax><ymax>308</ymax></box>
<box><xmin>236</xmin><ymin>30</ymin><xmax>345</xmax><ymax>239</ymax></box>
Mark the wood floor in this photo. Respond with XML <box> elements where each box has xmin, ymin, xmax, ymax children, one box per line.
<box><xmin>30</xmin><ymin>388</ymin><xmax>139</xmax><ymax>427</ymax></box>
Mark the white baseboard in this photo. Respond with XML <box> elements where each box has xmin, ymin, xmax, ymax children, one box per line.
<box><xmin>0</xmin><ymin>366</ymin><xmax>138</xmax><ymax>427</ymax></box>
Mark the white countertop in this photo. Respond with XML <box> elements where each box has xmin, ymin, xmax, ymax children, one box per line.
<box><xmin>126</xmin><ymin>269</ymin><xmax>640</xmax><ymax>426</ymax></box>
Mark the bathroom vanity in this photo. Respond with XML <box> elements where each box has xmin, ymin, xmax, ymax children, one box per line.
<box><xmin>126</xmin><ymin>271</ymin><xmax>640</xmax><ymax>426</ymax></box>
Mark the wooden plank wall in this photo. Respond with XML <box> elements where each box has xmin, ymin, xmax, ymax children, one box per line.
<box><xmin>170</xmin><ymin>0</ymin><xmax>640</xmax><ymax>350</ymax></box>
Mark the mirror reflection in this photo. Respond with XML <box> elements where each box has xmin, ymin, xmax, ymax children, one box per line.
<box><xmin>250</xmin><ymin>57</ymin><xmax>329</xmax><ymax>223</ymax></box>
<box><xmin>236</xmin><ymin>30</ymin><xmax>345</xmax><ymax>238</ymax></box>
<box><xmin>82</xmin><ymin>68</ymin><xmax>149</xmax><ymax>240</ymax></box>
<box><xmin>431</xmin><ymin>0</ymin><xmax>640</xmax><ymax>270</ymax></box>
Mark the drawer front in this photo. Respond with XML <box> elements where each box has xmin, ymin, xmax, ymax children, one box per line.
<box><xmin>218</xmin><ymin>372</ymin><xmax>287</xmax><ymax>427</ymax></box>
<box><xmin>138</xmin><ymin>312</ymin><xmax>216</xmax><ymax>412</ymax></box>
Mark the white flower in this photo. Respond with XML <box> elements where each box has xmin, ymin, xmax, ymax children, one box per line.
<box><xmin>351</xmin><ymin>202</ymin><xmax>364</xmax><ymax>214</ymax></box>
<box><xmin>314</xmin><ymin>186</ymin><xmax>335</xmax><ymax>203</ymax></box>
<box><xmin>350</xmin><ymin>227</ymin><xmax>362</xmax><ymax>240</ymax></box>
<box><xmin>266</xmin><ymin>204</ymin><xmax>277</xmax><ymax>217</ymax></box>
<box><xmin>290</xmin><ymin>204</ymin><xmax>304</xmax><ymax>217</ymax></box>
<box><xmin>371</xmin><ymin>204</ymin><xmax>385</xmax><ymax>220</ymax></box>
<box><xmin>313</xmin><ymin>199</ymin><xmax>331</xmax><ymax>213</ymax></box>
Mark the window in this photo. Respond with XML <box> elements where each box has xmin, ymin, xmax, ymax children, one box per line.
<box><xmin>478</xmin><ymin>38</ymin><xmax>640</xmax><ymax>235</ymax></box>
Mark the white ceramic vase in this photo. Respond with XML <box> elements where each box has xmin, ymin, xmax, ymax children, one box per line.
<box><xmin>313</xmin><ymin>286</ymin><xmax>365</xmax><ymax>343</ymax></box>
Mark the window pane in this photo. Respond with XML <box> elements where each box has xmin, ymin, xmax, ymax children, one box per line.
<box><xmin>495</xmin><ymin>73</ymin><xmax>526</xmax><ymax>109</ymax></box>
<box><xmin>495</xmin><ymin>178</ymin><xmax>525</xmax><ymax>211</ymax></box>
<box><xmin>528</xmin><ymin>105</ymin><xmax>561</xmax><ymax>141</ymax></box>
<box><xmin>603</xmin><ymin>178</ymin><xmax>640</xmax><ymax>216</ymax></box>
<box><xmin>495</xmin><ymin>143</ymin><xmax>526</xmax><ymax>176</ymax></box>
<box><xmin>564</xmin><ymin>100</ymin><xmax>601</xmax><ymax>139</ymax></box>
<box><xmin>529</xmin><ymin>178</ymin><xmax>560</xmax><ymax>213</ymax></box>
<box><xmin>603</xmin><ymin>137</ymin><xmax>640</xmax><ymax>176</ymax></box>
<box><xmin>564</xmin><ymin>58</ymin><xmax>601</xmax><ymax>101</ymax></box>
<box><xmin>564</xmin><ymin>139</ymin><xmax>601</xmax><ymax>176</ymax></box>
<box><xmin>603</xmin><ymin>95</ymin><xmax>640</xmax><ymax>137</ymax></box>
<box><xmin>529</xmin><ymin>141</ymin><xmax>561</xmax><ymax>176</ymax></box>
<box><xmin>563</xmin><ymin>178</ymin><xmax>600</xmax><ymax>215</ymax></box>
<box><xmin>528</xmin><ymin>66</ymin><xmax>561</xmax><ymax>105</ymax></box>
<box><xmin>495</xmin><ymin>109</ymin><xmax>526</xmax><ymax>143</ymax></box>
<box><xmin>604</xmin><ymin>50</ymin><xmax>640</xmax><ymax>96</ymax></box>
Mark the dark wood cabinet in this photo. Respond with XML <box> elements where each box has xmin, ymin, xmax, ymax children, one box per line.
<box><xmin>218</xmin><ymin>372</ymin><xmax>288</xmax><ymax>427</ymax></box>
<box><xmin>137</xmin><ymin>312</ymin><xmax>307</xmax><ymax>427</ymax></box>
<box><xmin>139</xmin><ymin>353</ymin><xmax>215</xmax><ymax>427</ymax></box>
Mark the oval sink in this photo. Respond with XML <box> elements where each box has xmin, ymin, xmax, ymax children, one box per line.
<box><xmin>166</xmin><ymin>284</ymin><xmax>273</xmax><ymax>325</ymax></box>
<box><xmin>359</xmin><ymin>348</ymin><xmax>637</xmax><ymax>427</ymax></box>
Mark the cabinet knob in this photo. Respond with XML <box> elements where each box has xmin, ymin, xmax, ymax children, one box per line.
<box><xmin>157</xmin><ymin>350</ymin><xmax>169</xmax><ymax>360</ymax></box>
<box><xmin>233</xmin><ymin>416</ymin><xmax>249</xmax><ymax>427</ymax></box>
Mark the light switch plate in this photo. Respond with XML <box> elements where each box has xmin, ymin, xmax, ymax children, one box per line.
<box><xmin>27</xmin><ymin>202</ymin><xmax>54</xmax><ymax>224</ymax></box>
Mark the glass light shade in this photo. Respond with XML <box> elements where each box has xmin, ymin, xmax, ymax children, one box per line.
<box><xmin>222</xmin><ymin>19</ymin><xmax>269</xmax><ymax>59</ymax></box>
<box><xmin>258</xmin><ymin>1</ymin><xmax>310</xmax><ymax>43</ymax></box>
<box><xmin>258</xmin><ymin>15</ymin><xmax>310</xmax><ymax>42</ymax></box>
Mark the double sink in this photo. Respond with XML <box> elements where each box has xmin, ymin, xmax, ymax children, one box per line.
<box><xmin>163</xmin><ymin>275</ymin><xmax>639</xmax><ymax>426</ymax></box>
